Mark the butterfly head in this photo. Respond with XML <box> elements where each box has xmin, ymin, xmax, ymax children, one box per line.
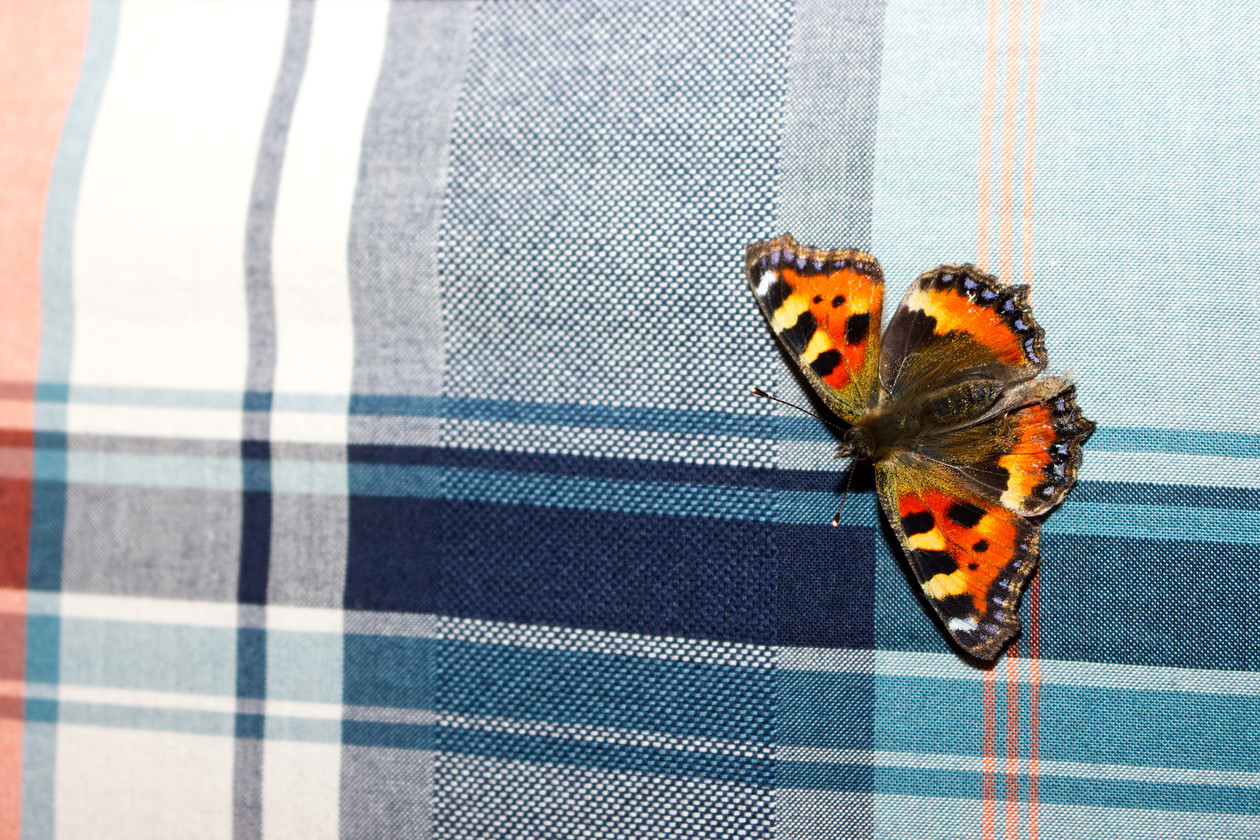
<box><xmin>836</xmin><ymin>425</ymin><xmax>875</xmax><ymax>462</ymax></box>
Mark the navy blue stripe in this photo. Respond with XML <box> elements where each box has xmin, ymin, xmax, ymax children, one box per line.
<box><xmin>346</xmin><ymin>498</ymin><xmax>779</xmax><ymax>644</ymax></box>
<box><xmin>778</xmin><ymin>523</ymin><xmax>876</xmax><ymax>648</ymax></box>
<box><xmin>1074</xmin><ymin>479</ymin><xmax>1260</xmax><ymax>511</ymax></box>
<box><xmin>347</xmin><ymin>492</ymin><xmax>1260</xmax><ymax>657</ymax></box>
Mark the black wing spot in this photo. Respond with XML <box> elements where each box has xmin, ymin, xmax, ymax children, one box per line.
<box><xmin>831</xmin><ymin>294</ymin><xmax>846</xmax><ymax>308</ymax></box>
<box><xmin>972</xmin><ymin>539</ymin><xmax>989</xmax><ymax>553</ymax></box>
<box><xmin>946</xmin><ymin>501</ymin><xmax>986</xmax><ymax>529</ymax></box>
<box><xmin>809</xmin><ymin>349</ymin><xmax>842</xmax><ymax>378</ymax></box>
<box><xmin>844</xmin><ymin>312</ymin><xmax>871</xmax><ymax>345</ymax></box>
<box><xmin>761</xmin><ymin>276</ymin><xmax>792</xmax><ymax>313</ymax></box>
<box><xmin>901</xmin><ymin>511</ymin><xmax>934</xmax><ymax>536</ymax></box>
<box><xmin>967</xmin><ymin>562</ymin><xmax>979</xmax><ymax>570</ymax></box>
<box><xmin>812</xmin><ymin>295</ymin><xmax>824</xmax><ymax>304</ymax></box>
<box><xmin>778</xmin><ymin>311</ymin><xmax>817</xmax><ymax>353</ymax></box>
<box><xmin>918</xmin><ymin>549</ymin><xmax>958</xmax><ymax>577</ymax></box>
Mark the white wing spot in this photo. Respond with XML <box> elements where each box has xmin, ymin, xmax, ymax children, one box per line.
<box><xmin>756</xmin><ymin>270</ymin><xmax>778</xmax><ymax>298</ymax></box>
<box><xmin>948</xmin><ymin>616</ymin><xmax>978</xmax><ymax>633</ymax></box>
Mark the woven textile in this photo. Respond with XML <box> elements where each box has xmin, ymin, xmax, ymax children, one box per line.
<box><xmin>2</xmin><ymin>0</ymin><xmax>1258</xmax><ymax>837</ymax></box>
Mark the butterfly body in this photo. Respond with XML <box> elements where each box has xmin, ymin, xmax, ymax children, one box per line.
<box><xmin>748</xmin><ymin>234</ymin><xmax>1094</xmax><ymax>660</ymax></box>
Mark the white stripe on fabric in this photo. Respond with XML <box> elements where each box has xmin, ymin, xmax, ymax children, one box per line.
<box><xmin>443</xmin><ymin>417</ymin><xmax>777</xmax><ymax>470</ymax></box>
<box><xmin>439</xmin><ymin>712</ymin><xmax>772</xmax><ymax>760</ymax></box>
<box><xmin>70</xmin><ymin>0</ymin><xmax>288</xmax><ymax>418</ymax></box>
<box><xmin>56</xmin><ymin>685</ymin><xmax>236</xmax><ymax>714</ymax></box>
<box><xmin>51</xmin><ymin>593</ymin><xmax>240</xmax><ymax>628</ymax></box>
<box><xmin>268</xmin><ymin>604</ymin><xmax>343</xmax><ymax>634</ymax></box>
<box><xmin>437</xmin><ymin>615</ymin><xmax>775</xmax><ymax>668</ymax></box>
<box><xmin>780</xmin><ymin>646</ymin><xmax>1260</xmax><ymax>696</ymax></box>
<box><xmin>56</xmin><ymin>726</ymin><xmax>236</xmax><ymax>840</ymax></box>
<box><xmin>270</xmin><ymin>0</ymin><xmax>387</xmax><ymax>445</ymax></box>
<box><xmin>780</xmin><ymin>747</ymin><xmax>1260</xmax><ymax>789</ymax></box>
<box><xmin>60</xmin><ymin>404</ymin><xmax>243</xmax><ymax>441</ymax></box>
<box><xmin>262</xmin><ymin>741</ymin><xmax>343</xmax><ymax>840</ymax></box>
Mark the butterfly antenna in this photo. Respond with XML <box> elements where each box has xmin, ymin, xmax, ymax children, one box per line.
<box><xmin>748</xmin><ymin>387</ymin><xmax>847</xmax><ymax>434</ymax></box>
<box><xmin>830</xmin><ymin>463</ymin><xmax>857</xmax><ymax>526</ymax></box>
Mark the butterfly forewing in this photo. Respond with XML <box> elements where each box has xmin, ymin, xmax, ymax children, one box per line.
<box><xmin>746</xmin><ymin>234</ymin><xmax>884</xmax><ymax>424</ymax></box>
<box><xmin>881</xmin><ymin>264</ymin><xmax>1046</xmax><ymax>402</ymax></box>
<box><xmin>918</xmin><ymin>377</ymin><xmax>1096</xmax><ymax>517</ymax></box>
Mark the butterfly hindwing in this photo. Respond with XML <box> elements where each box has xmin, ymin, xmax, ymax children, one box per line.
<box><xmin>881</xmin><ymin>263</ymin><xmax>1046</xmax><ymax>402</ymax></box>
<box><xmin>746</xmin><ymin>234</ymin><xmax>884</xmax><ymax>423</ymax></box>
<box><xmin>877</xmin><ymin>459</ymin><xmax>1040</xmax><ymax>660</ymax></box>
<box><xmin>919</xmin><ymin>377</ymin><xmax>1096</xmax><ymax>517</ymax></box>
<box><xmin>879</xmin><ymin>378</ymin><xmax>1094</xmax><ymax>658</ymax></box>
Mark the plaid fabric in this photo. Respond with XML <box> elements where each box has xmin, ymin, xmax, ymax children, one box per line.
<box><xmin>2</xmin><ymin>0</ymin><xmax>1258</xmax><ymax>837</ymax></box>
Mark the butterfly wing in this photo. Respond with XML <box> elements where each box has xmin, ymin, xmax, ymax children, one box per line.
<box><xmin>746</xmin><ymin>234</ymin><xmax>884</xmax><ymax>423</ymax></box>
<box><xmin>874</xmin><ymin>262</ymin><xmax>1094</xmax><ymax>658</ymax></box>
<box><xmin>881</xmin><ymin>263</ymin><xmax>1046</xmax><ymax>403</ymax></box>
<box><xmin>878</xmin><ymin>455</ymin><xmax>1040</xmax><ymax>660</ymax></box>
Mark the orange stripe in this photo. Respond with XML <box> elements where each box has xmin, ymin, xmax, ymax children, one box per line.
<box><xmin>975</xmin><ymin>0</ymin><xmax>1003</xmax><ymax>271</ymax></box>
<box><xmin>1021</xmin><ymin>0</ymin><xmax>1042</xmax><ymax>288</ymax></box>
<box><xmin>1022</xmin><ymin>1</ymin><xmax>1043</xmax><ymax>836</ymax></box>
<box><xmin>1004</xmin><ymin>640</ymin><xmax>1021</xmax><ymax>840</ymax></box>
<box><xmin>1028</xmin><ymin>577</ymin><xmax>1042</xmax><ymax>840</ymax></box>
<box><xmin>0</xmin><ymin>1</ymin><xmax>92</xmax><ymax>837</ymax></box>
<box><xmin>981</xmin><ymin>667</ymin><xmax>998</xmax><ymax>840</ymax></box>
<box><xmin>977</xmin><ymin>1</ymin><xmax>1005</xmax><ymax>832</ymax></box>
<box><xmin>996</xmin><ymin>0</ymin><xmax>1023</xmax><ymax>283</ymax></box>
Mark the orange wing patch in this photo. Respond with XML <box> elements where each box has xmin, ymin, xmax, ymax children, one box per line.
<box><xmin>747</xmin><ymin>234</ymin><xmax>884</xmax><ymax>422</ymax></box>
<box><xmin>880</xmin><ymin>465</ymin><xmax>1040</xmax><ymax>660</ymax></box>
<box><xmin>881</xmin><ymin>264</ymin><xmax>1047</xmax><ymax>398</ymax></box>
<box><xmin>924</xmin><ymin>378</ymin><xmax>1096</xmax><ymax>517</ymax></box>
<box><xmin>903</xmin><ymin>285</ymin><xmax>1028</xmax><ymax>366</ymax></box>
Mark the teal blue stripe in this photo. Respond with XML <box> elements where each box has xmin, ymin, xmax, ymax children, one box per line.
<box><xmin>857</xmin><ymin>675</ymin><xmax>1260</xmax><ymax>774</ymax></box>
<box><xmin>267</xmin><ymin>630</ymin><xmax>343</xmax><ymax>704</ymax></box>
<box><xmin>58</xmin><ymin>702</ymin><xmax>235</xmax><ymax>738</ymax></box>
<box><xmin>46</xmin><ymin>449</ymin><xmax>1259</xmax><ymax>542</ymax></box>
<box><xmin>1043</xmin><ymin>502</ymin><xmax>1260</xmax><ymax>545</ymax></box>
<box><xmin>265</xmin><ymin>716</ymin><xmax>341</xmax><ymax>744</ymax></box>
<box><xmin>1091</xmin><ymin>427</ymin><xmax>1260</xmax><ymax>459</ymax></box>
<box><xmin>1037</xmin><ymin>683</ymin><xmax>1260</xmax><ymax>772</ymax></box>
<box><xmin>60</xmin><ymin>619</ymin><xmax>237</xmax><ymax>696</ymax></box>
<box><xmin>30</xmin><ymin>381</ymin><xmax>1260</xmax><ymax>457</ymax></box>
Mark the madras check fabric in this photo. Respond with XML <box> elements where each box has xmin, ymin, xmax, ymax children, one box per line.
<box><xmin>1</xmin><ymin>0</ymin><xmax>1257</xmax><ymax>837</ymax></box>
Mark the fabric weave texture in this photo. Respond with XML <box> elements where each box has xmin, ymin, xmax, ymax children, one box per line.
<box><xmin>1</xmin><ymin>0</ymin><xmax>1257</xmax><ymax>837</ymax></box>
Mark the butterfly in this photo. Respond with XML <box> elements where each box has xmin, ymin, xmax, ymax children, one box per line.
<box><xmin>747</xmin><ymin>233</ymin><xmax>1094</xmax><ymax>660</ymax></box>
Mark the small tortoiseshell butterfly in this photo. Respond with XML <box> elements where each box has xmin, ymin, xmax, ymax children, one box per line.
<box><xmin>747</xmin><ymin>233</ymin><xmax>1094</xmax><ymax>660</ymax></box>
